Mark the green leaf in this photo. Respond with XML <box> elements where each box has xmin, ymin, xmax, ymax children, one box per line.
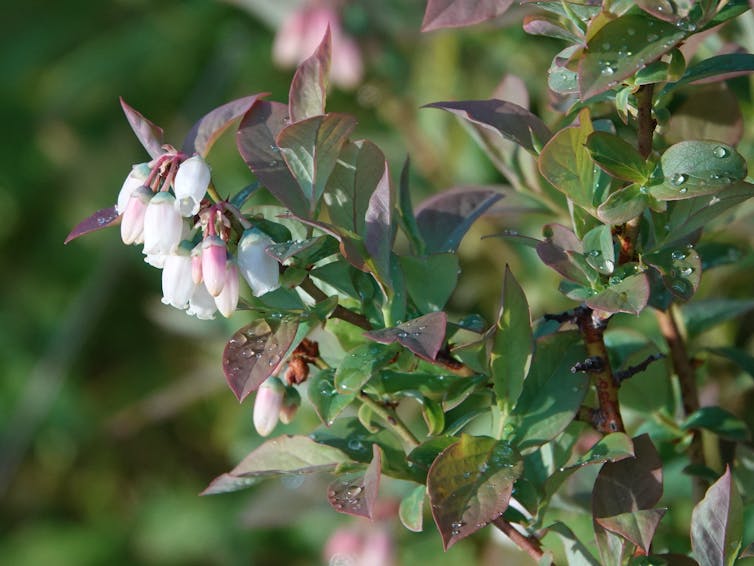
<box><xmin>327</xmin><ymin>444</ymin><xmax>381</xmax><ymax>519</ymax></box>
<box><xmin>288</xmin><ymin>28</ymin><xmax>330</xmax><ymax>122</ymax></box>
<box><xmin>705</xmin><ymin>347</ymin><xmax>754</xmax><ymax>380</ymax></box>
<box><xmin>548</xmin><ymin>46</ymin><xmax>580</xmax><ymax>95</ymax></box>
<box><xmin>334</xmin><ymin>343</ymin><xmax>396</xmax><ymax>393</ymax></box>
<box><xmin>399</xmin><ymin>254</ymin><xmax>459</xmax><ymax>314</ymax></box>
<box><xmin>490</xmin><ymin>266</ymin><xmax>533</xmax><ymax>411</ymax></box>
<box><xmin>587</xmin><ymin>273</ymin><xmax>650</xmax><ymax>315</ymax></box>
<box><xmin>644</xmin><ymin>246</ymin><xmax>701</xmax><ymax>302</ymax></box>
<box><xmin>548</xmin><ymin>522</ymin><xmax>601</xmax><ymax>566</ymax></box>
<box><xmin>681</xmin><ymin>407</ymin><xmax>751</xmax><ymax>442</ymax></box>
<box><xmin>597</xmin><ymin>184</ymin><xmax>649</xmax><ymax>225</ymax></box>
<box><xmin>511</xmin><ymin>331</ymin><xmax>590</xmax><ymax>450</ymax></box>
<box><xmin>399</xmin><ymin>484</ymin><xmax>426</xmax><ymax>532</ymax></box>
<box><xmin>681</xmin><ymin>299</ymin><xmax>754</xmax><ymax>337</ymax></box>
<box><xmin>587</xmin><ymin>132</ymin><xmax>651</xmax><ymax>183</ymax></box>
<box><xmin>309</xmin><ymin>369</ymin><xmax>355</xmax><ymax>425</ymax></box>
<box><xmin>277</xmin><ymin>113</ymin><xmax>357</xmax><ymax>211</ymax></box>
<box><xmin>364</xmin><ymin>312</ymin><xmax>447</xmax><ymax>361</ymax></box>
<box><xmin>579</xmin><ymin>13</ymin><xmax>685</xmax><ymax>99</ymax></box>
<box><xmin>538</xmin><ymin>109</ymin><xmax>597</xmax><ymax>210</ymax></box>
<box><xmin>666</xmin><ymin>182</ymin><xmax>754</xmax><ymax>241</ymax></box>
<box><xmin>426</xmin><ymin>435</ymin><xmax>522</xmax><ymax>550</ymax></box>
<box><xmin>583</xmin><ymin>225</ymin><xmax>616</xmax><ymax>274</ymax></box>
<box><xmin>652</xmin><ymin>141</ymin><xmax>747</xmax><ymax>201</ymax></box>
<box><xmin>596</xmin><ymin>509</ymin><xmax>667</xmax><ymax>554</ymax></box>
<box><xmin>690</xmin><ymin>467</ymin><xmax>743</xmax><ymax>566</ymax></box>
<box><xmin>397</xmin><ymin>157</ymin><xmax>425</xmax><ymax>254</ymax></box>
<box><xmin>265</xmin><ymin>235</ymin><xmax>339</xmax><ymax>266</ymax></box>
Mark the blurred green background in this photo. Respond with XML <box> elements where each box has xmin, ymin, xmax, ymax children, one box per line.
<box><xmin>0</xmin><ymin>0</ymin><xmax>558</xmax><ymax>564</ymax></box>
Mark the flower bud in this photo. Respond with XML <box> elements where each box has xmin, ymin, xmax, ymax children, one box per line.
<box><xmin>201</xmin><ymin>235</ymin><xmax>227</xmax><ymax>296</ymax></box>
<box><xmin>143</xmin><ymin>192</ymin><xmax>184</xmax><ymax>255</ymax></box>
<box><xmin>237</xmin><ymin>229</ymin><xmax>280</xmax><ymax>296</ymax></box>
<box><xmin>214</xmin><ymin>261</ymin><xmax>240</xmax><ymax>318</ymax></box>
<box><xmin>186</xmin><ymin>282</ymin><xmax>217</xmax><ymax>320</ymax></box>
<box><xmin>116</xmin><ymin>163</ymin><xmax>151</xmax><ymax>214</ymax></box>
<box><xmin>279</xmin><ymin>386</ymin><xmax>301</xmax><ymax>425</ymax></box>
<box><xmin>162</xmin><ymin>247</ymin><xmax>195</xmax><ymax>309</ymax></box>
<box><xmin>173</xmin><ymin>155</ymin><xmax>210</xmax><ymax>217</ymax></box>
<box><xmin>120</xmin><ymin>185</ymin><xmax>153</xmax><ymax>245</ymax></box>
<box><xmin>253</xmin><ymin>377</ymin><xmax>285</xmax><ymax>437</ymax></box>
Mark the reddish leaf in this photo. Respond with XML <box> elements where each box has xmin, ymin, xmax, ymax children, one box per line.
<box><xmin>596</xmin><ymin>508</ymin><xmax>667</xmax><ymax>553</ymax></box>
<box><xmin>182</xmin><ymin>94</ymin><xmax>265</xmax><ymax>157</ymax></box>
<box><xmin>536</xmin><ymin>241</ymin><xmax>591</xmax><ymax>285</ymax></box>
<box><xmin>364</xmin><ymin>159</ymin><xmax>393</xmax><ymax>285</ymax></box>
<box><xmin>424</xmin><ymin>99</ymin><xmax>551</xmax><ymax>154</ymax></box>
<box><xmin>523</xmin><ymin>14</ymin><xmax>583</xmax><ymax>43</ymax></box>
<box><xmin>64</xmin><ymin>206</ymin><xmax>120</xmax><ymax>244</ymax></box>
<box><xmin>289</xmin><ymin>27</ymin><xmax>331</xmax><ymax>123</ymax></box>
<box><xmin>120</xmin><ymin>97</ymin><xmax>164</xmax><ymax>159</ymax></box>
<box><xmin>364</xmin><ymin>312</ymin><xmax>447</xmax><ymax>362</ymax></box>
<box><xmin>237</xmin><ymin>101</ymin><xmax>309</xmax><ymax>216</ymax></box>
<box><xmin>416</xmin><ymin>187</ymin><xmax>503</xmax><ymax>253</ymax></box>
<box><xmin>223</xmin><ymin>319</ymin><xmax>299</xmax><ymax>402</ymax></box>
<box><xmin>421</xmin><ymin>0</ymin><xmax>515</xmax><ymax>31</ymax></box>
<box><xmin>691</xmin><ymin>467</ymin><xmax>743</xmax><ymax>566</ymax></box>
<box><xmin>327</xmin><ymin>444</ymin><xmax>382</xmax><ymax>519</ymax></box>
<box><xmin>427</xmin><ymin>435</ymin><xmax>522</xmax><ymax>550</ymax></box>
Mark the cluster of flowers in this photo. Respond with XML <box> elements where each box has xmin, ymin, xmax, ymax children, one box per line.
<box><xmin>116</xmin><ymin>150</ymin><xmax>280</xmax><ymax>319</ymax></box>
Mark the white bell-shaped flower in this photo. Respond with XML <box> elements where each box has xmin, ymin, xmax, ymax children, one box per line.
<box><xmin>120</xmin><ymin>186</ymin><xmax>153</xmax><ymax>245</ymax></box>
<box><xmin>116</xmin><ymin>163</ymin><xmax>151</xmax><ymax>214</ymax></box>
<box><xmin>173</xmin><ymin>155</ymin><xmax>210</xmax><ymax>217</ymax></box>
<box><xmin>253</xmin><ymin>378</ymin><xmax>285</xmax><ymax>437</ymax></box>
<box><xmin>186</xmin><ymin>282</ymin><xmax>217</xmax><ymax>320</ymax></box>
<box><xmin>215</xmin><ymin>261</ymin><xmax>240</xmax><ymax>318</ymax></box>
<box><xmin>162</xmin><ymin>250</ymin><xmax>195</xmax><ymax>309</ymax></box>
<box><xmin>237</xmin><ymin>229</ymin><xmax>280</xmax><ymax>296</ymax></box>
<box><xmin>143</xmin><ymin>192</ymin><xmax>184</xmax><ymax>256</ymax></box>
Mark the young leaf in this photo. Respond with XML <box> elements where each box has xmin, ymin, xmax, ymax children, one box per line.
<box><xmin>277</xmin><ymin>113</ymin><xmax>357</xmax><ymax>212</ymax></box>
<box><xmin>490</xmin><ymin>266</ymin><xmax>533</xmax><ymax>411</ymax></box>
<box><xmin>415</xmin><ymin>187</ymin><xmax>503</xmax><ymax>253</ymax></box>
<box><xmin>399</xmin><ymin>254</ymin><xmax>459</xmax><ymax>314</ymax></box>
<box><xmin>586</xmin><ymin>132</ymin><xmax>650</xmax><ymax>183</ymax></box>
<box><xmin>237</xmin><ymin>100</ymin><xmax>309</xmax><ymax>216</ymax></box>
<box><xmin>288</xmin><ymin>27</ymin><xmax>330</xmax><ymax>123</ymax></box>
<box><xmin>586</xmin><ymin>273</ymin><xmax>650</xmax><ymax>315</ymax></box>
<box><xmin>681</xmin><ymin>406</ymin><xmax>751</xmax><ymax>442</ymax></box>
<box><xmin>523</xmin><ymin>14</ymin><xmax>583</xmax><ymax>43</ymax></box>
<box><xmin>579</xmin><ymin>14</ymin><xmax>685</xmax><ymax>99</ymax></box>
<box><xmin>690</xmin><ymin>467</ymin><xmax>743</xmax><ymax>566</ymax></box>
<box><xmin>597</xmin><ymin>184</ymin><xmax>649</xmax><ymax>225</ymax></box>
<box><xmin>425</xmin><ymin>99</ymin><xmax>551</xmax><ymax>154</ymax></box>
<box><xmin>536</xmin><ymin>241</ymin><xmax>594</xmax><ymax>285</ymax></box>
<box><xmin>426</xmin><ymin>435</ymin><xmax>522</xmax><ymax>550</ymax></box>
<box><xmin>182</xmin><ymin>94</ymin><xmax>264</xmax><ymax>157</ymax></box>
<box><xmin>64</xmin><ymin>206</ymin><xmax>120</xmax><ymax>244</ymax></box>
<box><xmin>364</xmin><ymin>312</ymin><xmax>447</xmax><ymax>362</ymax></box>
<box><xmin>223</xmin><ymin>319</ymin><xmax>299</xmax><ymax>402</ymax></box>
<box><xmin>399</xmin><ymin>484</ymin><xmax>426</xmax><ymax>532</ymax></box>
<box><xmin>119</xmin><ymin>97</ymin><xmax>164</xmax><ymax>159</ymax></box>
<box><xmin>596</xmin><ymin>509</ymin><xmax>667</xmax><ymax>554</ymax></box>
<box><xmin>334</xmin><ymin>343</ymin><xmax>396</xmax><ymax>393</ymax></box>
<box><xmin>421</xmin><ymin>0</ymin><xmax>515</xmax><ymax>31</ymax></box>
<box><xmin>309</xmin><ymin>368</ymin><xmax>355</xmax><ymax>425</ymax></box>
<box><xmin>327</xmin><ymin>444</ymin><xmax>381</xmax><ymax>519</ymax></box>
<box><xmin>582</xmin><ymin>225</ymin><xmax>615</xmax><ymax>275</ymax></box>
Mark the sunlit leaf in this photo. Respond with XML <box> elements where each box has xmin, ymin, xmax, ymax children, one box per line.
<box><xmin>582</xmin><ymin>225</ymin><xmax>615</xmax><ymax>275</ymax></box>
<box><xmin>120</xmin><ymin>97</ymin><xmax>164</xmax><ymax>159</ymax></box>
<box><xmin>421</xmin><ymin>0</ymin><xmax>515</xmax><ymax>31</ymax></box>
<box><xmin>427</xmin><ymin>435</ymin><xmax>522</xmax><ymax>549</ymax></box>
<box><xmin>327</xmin><ymin>444</ymin><xmax>381</xmax><ymax>518</ymax></box>
<box><xmin>597</xmin><ymin>184</ymin><xmax>649</xmax><ymax>225</ymax></box>
<box><xmin>596</xmin><ymin>508</ymin><xmax>667</xmax><ymax>554</ymax></box>
<box><xmin>364</xmin><ymin>312</ymin><xmax>447</xmax><ymax>362</ymax></box>
<box><xmin>182</xmin><ymin>94</ymin><xmax>264</xmax><ymax>157</ymax></box>
<box><xmin>399</xmin><ymin>484</ymin><xmax>426</xmax><ymax>532</ymax></box>
<box><xmin>586</xmin><ymin>132</ymin><xmax>650</xmax><ymax>183</ymax></box>
<box><xmin>288</xmin><ymin>27</ymin><xmax>330</xmax><ymax>123</ymax></box>
<box><xmin>309</xmin><ymin>368</ymin><xmax>355</xmax><ymax>425</ymax></box>
<box><xmin>64</xmin><ymin>206</ymin><xmax>120</xmax><ymax>244</ymax></box>
<box><xmin>334</xmin><ymin>343</ymin><xmax>397</xmax><ymax>393</ymax></box>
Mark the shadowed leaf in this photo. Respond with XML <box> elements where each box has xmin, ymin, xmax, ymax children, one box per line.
<box><xmin>421</xmin><ymin>0</ymin><xmax>515</xmax><ymax>31</ymax></box>
<box><xmin>309</xmin><ymin>368</ymin><xmax>355</xmax><ymax>425</ymax></box>
<box><xmin>327</xmin><ymin>444</ymin><xmax>381</xmax><ymax>518</ymax></box>
<box><xmin>597</xmin><ymin>184</ymin><xmax>649</xmax><ymax>225</ymax></box>
<box><xmin>681</xmin><ymin>406</ymin><xmax>751</xmax><ymax>442</ymax></box>
<box><xmin>334</xmin><ymin>343</ymin><xmax>396</xmax><ymax>394</ymax></box>
<box><xmin>427</xmin><ymin>435</ymin><xmax>522</xmax><ymax>550</ymax></box>
<box><xmin>587</xmin><ymin>132</ymin><xmax>650</xmax><ymax>183</ymax></box>
<box><xmin>64</xmin><ymin>206</ymin><xmax>120</xmax><ymax>244</ymax></box>
<box><xmin>364</xmin><ymin>312</ymin><xmax>447</xmax><ymax>361</ymax></box>
<box><xmin>705</xmin><ymin>347</ymin><xmax>754</xmax><ymax>380</ymax></box>
<box><xmin>691</xmin><ymin>467</ymin><xmax>743</xmax><ymax>566</ymax></box>
<box><xmin>364</xmin><ymin>159</ymin><xmax>393</xmax><ymax>284</ymax></box>
<box><xmin>222</xmin><ymin>319</ymin><xmax>299</xmax><ymax>402</ymax></box>
<box><xmin>644</xmin><ymin>247</ymin><xmax>701</xmax><ymax>302</ymax></box>
<box><xmin>399</xmin><ymin>254</ymin><xmax>459</xmax><ymax>313</ymax></box>
<box><xmin>658</xmin><ymin>53</ymin><xmax>754</xmax><ymax>107</ymax></box>
<box><xmin>120</xmin><ymin>97</ymin><xmax>164</xmax><ymax>159</ymax></box>
<box><xmin>182</xmin><ymin>94</ymin><xmax>265</xmax><ymax>157</ymax></box>
<box><xmin>289</xmin><ymin>27</ymin><xmax>331</xmax><ymax>123</ymax></box>
<box><xmin>681</xmin><ymin>298</ymin><xmax>754</xmax><ymax>337</ymax></box>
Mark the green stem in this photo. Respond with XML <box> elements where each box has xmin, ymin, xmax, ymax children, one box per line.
<box><xmin>357</xmin><ymin>391</ymin><xmax>420</xmax><ymax>448</ymax></box>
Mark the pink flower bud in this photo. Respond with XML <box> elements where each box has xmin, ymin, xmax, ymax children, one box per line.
<box><xmin>120</xmin><ymin>185</ymin><xmax>153</xmax><ymax>245</ymax></box>
<box><xmin>237</xmin><ymin>229</ymin><xmax>280</xmax><ymax>296</ymax></box>
<box><xmin>173</xmin><ymin>155</ymin><xmax>210</xmax><ymax>217</ymax></box>
<box><xmin>116</xmin><ymin>163</ymin><xmax>150</xmax><ymax>214</ymax></box>
<box><xmin>186</xmin><ymin>282</ymin><xmax>217</xmax><ymax>320</ymax></box>
<box><xmin>201</xmin><ymin>235</ymin><xmax>227</xmax><ymax>296</ymax></box>
<box><xmin>214</xmin><ymin>261</ymin><xmax>239</xmax><ymax>318</ymax></box>
<box><xmin>143</xmin><ymin>192</ymin><xmax>184</xmax><ymax>255</ymax></box>
<box><xmin>253</xmin><ymin>378</ymin><xmax>285</xmax><ymax>437</ymax></box>
<box><xmin>162</xmin><ymin>250</ymin><xmax>195</xmax><ymax>309</ymax></box>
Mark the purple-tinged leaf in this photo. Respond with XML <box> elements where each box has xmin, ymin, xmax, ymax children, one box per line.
<box><xmin>691</xmin><ymin>467</ymin><xmax>743</xmax><ymax>566</ymax></box>
<box><xmin>586</xmin><ymin>273</ymin><xmax>650</xmax><ymax>315</ymax></box>
<box><xmin>421</xmin><ymin>0</ymin><xmax>515</xmax><ymax>31</ymax></box>
<box><xmin>596</xmin><ymin>508</ymin><xmax>667</xmax><ymax>554</ymax></box>
<box><xmin>597</xmin><ymin>184</ymin><xmax>649</xmax><ymax>225</ymax></box>
<box><xmin>64</xmin><ymin>206</ymin><xmax>120</xmax><ymax>244</ymax></box>
<box><xmin>523</xmin><ymin>14</ymin><xmax>583</xmax><ymax>43</ymax></box>
<box><xmin>289</xmin><ymin>27</ymin><xmax>331</xmax><ymax>123</ymax></box>
<box><xmin>424</xmin><ymin>99</ymin><xmax>551</xmax><ymax>154</ymax></box>
<box><xmin>182</xmin><ymin>94</ymin><xmax>265</xmax><ymax>157</ymax></box>
<box><xmin>536</xmin><ymin>241</ymin><xmax>592</xmax><ymax>285</ymax></box>
<box><xmin>592</xmin><ymin>434</ymin><xmax>663</xmax><ymax>519</ymax></box>
<box><xmin>327</xmin><ymin>444</ymin><xmax>381</xmax><ymax>519</ymax></box>
<box><xmin>635</xmin><ymin>0</ymin><xmax>694</xmax><ymax>23</ymax></box>
<box><xmin>237</xmin><ymin>101</ymin><xmax>309</xmax><ymax>216</ymax></box>
<box><xmin>277</xmin><ymin>113</ymin><xmax>357</xmax><ymax>212</ymax></box>
<box><xmin>364</xmin><ymin>159</ymin><xmax>393</xmax><ymax>285</ymax></box>
<box><xmin>399</xmin><ymin>484</ymin><xmax>425</xmax><ymax>532</ymax></box>
<box><xmin>364</xmin><ymin>312</ymin><xmax>447</xmax><ymax>362</ymax></box>
<box><xmin>416</xmin><ymin>187</ymin><xmax>503</xmax><ymax>253</ymax></box>
<box><xmin>427</xmin><ymin>435</ymin><xmax>522</xmax><ymax>550</ymax></box>
<box><xmin>120</xmin><ymin>97</ymin><xmax>164</xmax><ymax>159</ymax></box>
<box><xmin>222</xmin><ymin>319</ymin><xmax>299</xmax><ymax>402</ymax></box>
<box><xmin>200</xmin><ymin>473</ymin><xmax>258</xmax><ymax>495</ymax></box>
<box><xmin>543</xmin><ymin>222</ymin><xmax>582</xmax><ymax>252</ymax></box>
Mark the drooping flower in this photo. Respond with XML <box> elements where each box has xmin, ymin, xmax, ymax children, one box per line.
<box><xmin>173</xmin><ymin>155</ymin><xmax>210</xmax><ymax>217</ymax></box>
<box><xmin>253</xmin><ymin>378</ymin><xmax>285</xmax><ymax>437</ymax></box>
<box><xmin>186</xmin><ymin>282</ymin><xmax>217</xmax><ymax>320</ymax></box>
<box><xmin>162</xmin><ymin>249</ymin><xmax>195</xmax><ymax>309</ymax></box>
<box><xmin>116</xmin><ymin>163</ymin><xmax>151</xmax><ymax>214</ymax></box>
<box><xmin>214</xmin><ymin>261</ymin><xmax>240</xmax><ymax>318</ymax></box>
<box><xmin>120</xmin><ymin>185</ymin><xmax>153</xmax><ymax>245</ymax></box>
<box><xmin>143</xmin><ymin>192</ymin><xmax>184</xmax><ymax>256</ymax></box>
<box><xmin>201</xmin><ymin>235</ymin><xmax>227</xmax><ymax>296</ymax></box>
<box><xmin>237</xmin><ymin>229</ymin><xmax>280</xmax><ymax>296</ymax></box>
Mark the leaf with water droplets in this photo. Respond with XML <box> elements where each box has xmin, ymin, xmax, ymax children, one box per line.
<box><xmin>691</xmin><ymin>467</ymin><xmax>743</xmax><ymax>566</ymax></box>
<box><xmin>64</xmin><ymin>206</ymin><xmax>120</xmax><ymax>244</ymax></box>
<box><xmin>586</xmin><ymin>272</ymin><xmax>650</xmax><ymax>315</ymax></box>
<box><xmin>223</xmin><ymin>319</ymin><xmax>299</xmax><ymax>402</ymax></box>
<box><xmin>288</xmin><ymin>27</ymin><xmax>330</xmax><ymax>123</ymax></box>
<box><xmin>334</xmin><ymin>343</ymin><xmax>397</xmax><ymax>394</ymax></box>
<box><xmin>182</xmin><ymin>94</ymin><xmax>265</xmax><ymax>157</ymax></box>
<box><xmin>635</xmin><ymin>0</ymin><xmax>694</xmax><ymax>23</ymax></box>
<box><xmin>523</xmin><ymin>13</ymin><xmax>583</xmax><ymax>43</ymax></box>
<box><xmin>644</xmin><ymin>246</ymin><xmax>701</xmax><ymax>302</ymax></box>
<box><xmin>582</xmin><ymin>225</ymin><xmax>615</xmax><ymax>275</ymax></box>
<box><xmin>421</xmin><ymin>0</ymin><xmax>515</xmax><ymax>31</ymax></box>
<box><xmin>364</xmin><ymin>312</ymin><xmax>447</xmax><ymax>362</ymax></box>
<box><xmin>120</xmin><ymin>98</ymin><xmax>164</xmax><ymax>159</ymax></box>
<box><xmin>327</xmin><ymin>444</ymin><xmax>381</xmax><ymax>519</ymax></box>
<box><xmin>597</xmin><ymin>184</ymin><xmax>649</xmax><ymax>225</ymax></box>
<box><xmin>309</xmin><ymin>369</ymin><xmax>355</xmax><ymax>426</ymax></box>
<box><xmin>427</xmin><ymin>434</ymin><xmax>522</xmax><ymax>550</ymax></box>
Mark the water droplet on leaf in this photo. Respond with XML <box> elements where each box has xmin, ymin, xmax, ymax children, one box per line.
<box><xmin>670</xmin><ymin>173</ymin><xmax>687</xmax><ymax>186</ymax></box>
<box><xmin>712</xmin><ymin>146</ymin><xmax>729</xmax><ymax>158</ymax></box>
<box><xmin>671</xmin><ymin>250</ymin><xmax>686</xmax><ymax>260</ymax></box>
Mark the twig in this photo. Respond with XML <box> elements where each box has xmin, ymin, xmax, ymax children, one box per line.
<box><xmin>299</xmin><ymin>276</ymin><xmax>373</xmax><ymax>331</ymax></box>
<box><xmin>613</xmin><ymin>353</ymin><xmax>665</xmax><ymax>384</ymax></box>
<box><xmin>492</xmin><ymin>518</ymin><xmax>549</xmax><ymax>563</ymax></box>
<box><xmin>655</xmin><ymin>306</ymin><xmax>707</xmax><ymax>500</ymax></box>
<box><xmin>357</xmin><ymin>391</ymin><xmax>420</xmax><ymax>448</ymax></box>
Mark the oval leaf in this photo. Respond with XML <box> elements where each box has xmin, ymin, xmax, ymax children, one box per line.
<box><xmin>364</xmin><ymin>312</ymin><xmax>447</xmax><ymax>362</ymax></box>
<box><xmin>691</xmin><ymin>467</ymin><xmax>743</xmax><ymax>566</ymax></box>
<box><xmin>399</xmin><ymin>484</ymin><xmax>426</xmax><ymax>532</ymax></box>
<box><xmin>289</xmin><ymin>27</ymin><xmax>331</xmax><ymax>123</ymax></box>
<box><xmin>586</xmin><ymin>272</ymin><xmax>650</xmax><ymax>315</ymax></box>
<box><xmin>421</xmin><ymin>0</ymin><xmax>515</xmax><ymax>31</ymax></box>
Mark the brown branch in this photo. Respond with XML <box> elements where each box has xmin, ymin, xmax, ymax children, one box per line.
<box><xmin>299</xmin><ymin>276</ymin><xmax>373</xmax><ymax>331</ymax></box>
<box><xmin>655</xmin><ymin>306</ymin><xmax>707</xmax><ymax>500</ymax></box>
<box><xmin>492</xmin><ymin>518</ymin><xmax>549</xmax><ymax>563</ymax></box>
